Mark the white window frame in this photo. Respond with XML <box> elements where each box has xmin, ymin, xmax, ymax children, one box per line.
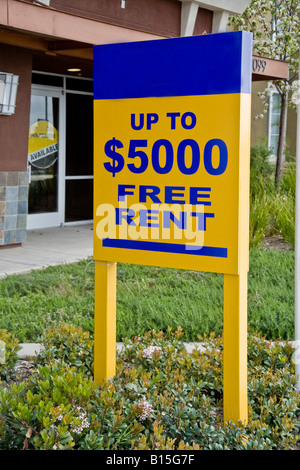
<box><xmin>268</xmin><ymin>90</ymin><xmax>281</xmax><ymax>160</ymax></box>
<box><xmin>28</xmin><ymin>71</ymin><xmax>94</xmax><ymax>228</ymax></box>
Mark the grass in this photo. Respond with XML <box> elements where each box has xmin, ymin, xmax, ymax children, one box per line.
<box><xmin>0</xmin><ymin>247</ymin><xmax>295</xmax><ymax>343</ymax></box>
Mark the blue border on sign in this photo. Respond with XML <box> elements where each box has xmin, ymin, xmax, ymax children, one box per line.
<box><xmin>102</xmin><ymin>239</ymin><xmax>228</xmax><ymax>258</ymax></box>
<box><xmin>93</xmin><ymin>31</ymin><xmax>252</xmax><ymax>100</ymax></box>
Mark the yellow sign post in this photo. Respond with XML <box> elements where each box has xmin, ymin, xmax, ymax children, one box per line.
<box><xmin>93</xmin><ymin>261</ymin><xmax>117</xmax><ymax>384</ymax></box>
<box><xmin>93</xmin><ymin>31</ymin><xmax>252</xmax><ymax>424</ymax></box>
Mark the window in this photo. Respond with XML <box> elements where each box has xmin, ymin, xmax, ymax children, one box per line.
<box><xmin>268</xmin><ymin>91</ymin><xmax>281</xmax><ymax>156</ymax></box>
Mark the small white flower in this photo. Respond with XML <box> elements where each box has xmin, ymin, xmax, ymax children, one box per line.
<box><xmin>136</xmin><ymin>398</ymin><xmax>154</xmax><ymax>421</ymax></box>
<box><xmin>142</xmin><ymin>345</ymin><xmax>162</xmax><ymax>359</ymax></box>
<box><xmin>70</xmin><ymin>406</ymin><xmax>90</xmax><ymax>435</ymax></box>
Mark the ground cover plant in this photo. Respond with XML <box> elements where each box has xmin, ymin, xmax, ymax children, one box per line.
<box><xmin>0</xmin><ymin>325</ymin><xmax>299</xmax><ymax>450</ymax></box>
<box><xmin>0</xmin><ymin>248</ymin><xmax>295</xmax><ymax>343</ymax></box>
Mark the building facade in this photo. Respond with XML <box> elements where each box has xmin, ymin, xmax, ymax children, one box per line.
<box><xmin>0</xmin><ymin>0</ymin><xmax>290</xmax><ymax>247</ymax></box>
<box><xmin>0</xmin><ymin>0</ymin><xmax>216</xmax><ymax>246</ymax></box>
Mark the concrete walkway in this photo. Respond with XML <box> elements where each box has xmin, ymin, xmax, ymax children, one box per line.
<box><xmin>0</xmin><ymin>224</ymin><xmax>93</xmax><ymax>279</ymax></box>
<box><xmin>17</xmin><ymin>341</ymin><xmax>205</xmax><ymax>359</ymax></box>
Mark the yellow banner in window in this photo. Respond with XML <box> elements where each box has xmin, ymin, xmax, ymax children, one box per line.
<box><xmin>28</xmin><ymin>120</ymin><xmax>58</xmax><ymax>169</ymax></box>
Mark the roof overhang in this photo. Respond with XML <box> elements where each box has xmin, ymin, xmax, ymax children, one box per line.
<box><xmin>0</xmin><ymin>0</ymin><xmax>162</xmax><ymax>51</ymax></box>
<box><xmin>252</xmin><ymin>55</ymin><xmax>289</xmax><ymax>81</ymax></box>
<box><xmin>0</xmin><ymin>0</ymin><xmax>289</xmax><ymax>82</ymax></box>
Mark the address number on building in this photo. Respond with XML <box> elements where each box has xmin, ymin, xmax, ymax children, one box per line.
<box><xmin>252</xmin><ymin>57</ymin><xmax>267</xmax><ymax>73</ymax></box>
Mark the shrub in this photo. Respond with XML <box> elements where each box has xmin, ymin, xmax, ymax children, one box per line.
<box><xmin>280</xmin><ymin>162</ymin><xmax>295</xmax><ymax>199</ymax></box>
<box><xmin>0</xmin><ymin>361</ymin><xmax>99</xmax><ymax>450</ymax></box>
<box><xmin>0</xmin><ymin>325</ymin><xmax>299</xmax><ymax>450</ymax></box>
<box><xmin>250</xmin><ymin>143</ymin><xmax>273</xmax><ymax>195</ymax></box>
<box><xmin>0</xmin><ymin>329</ymin><xmax>20</xmax><ymax>381</ymax></box>
<box><xmin>249</xmin><ymin>188</ymin><xmax>275</xmax><ymax>248</ymax></box>
<box><xmin>275</xmin><ymin>162</ymin><xmax>295</xmax><ymax>246</ymax></box>
<box><xmin>36</xmin><ymin>323</ymin><xmax>94</xmax><ymax>376</ymax></box>
<box><xmin>249</xmin><ymin>144</ymin><xmax>295</xmax><ymax>248</ymax></box>
<box><xmin>249</xmin><ymin>143</ymin><xmax>275</xmax><ymax>248</ymax></box>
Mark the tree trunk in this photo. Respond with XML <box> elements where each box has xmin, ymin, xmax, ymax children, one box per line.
<box><xmin>275</xmin><ymin>91</ymin><xmax>288</xmax><ymax>191</ymax></box>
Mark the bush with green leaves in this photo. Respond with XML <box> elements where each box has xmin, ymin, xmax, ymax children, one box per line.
<box><xmin>36</xmin><ymin>323</ymin><xmax>94</xmax><ymax>377</ymax></box>
<box><xmin>249</xmin><ymin>143</ymin><xmax>295</xmax><ymax>248</ymax></box>
<box><xmin>0</xmin><ymin>324</ymin><xmax>299</xmax><ymax>450</ymax></box>
<box><xmin>0</xmin><ymin>329</ymin><xmax>20</xmax><ymax>381</ymax></box>
<box><xmin>250</xmin><ymin>143</ymin><xmax>273</xmax><ymax>195</ymax></box>
<box><xmin>275</xmin><ymin>162</ymin><xmax>295</xmax><ymax>247</ymax></box>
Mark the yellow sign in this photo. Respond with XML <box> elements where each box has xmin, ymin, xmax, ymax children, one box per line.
<box><xmin>28</xmin><ymin>120</ymin><xmax>58</xmax><ymax>169</ymax></box>
<box><xmin>93</xmin><ymin>31</ymin><xmax>253</xmax><ymax>425</ymax></box>
<box><xmin>94</xmin><ymin>93</ymin><xmax>250</xmax><ymax>275</ymax></box>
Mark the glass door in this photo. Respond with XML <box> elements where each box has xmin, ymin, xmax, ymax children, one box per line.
<box><xmin>27</xmin><ymin>86</ymin><xmax>64</xmax><ymax>229</ymax></box>
<box><xmin>65</xmin><ymin>92</ymin><xmax>93</xmax><ymax>223</ymax></box>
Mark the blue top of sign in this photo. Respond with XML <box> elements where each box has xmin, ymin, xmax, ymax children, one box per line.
<box><xmin>93</xmin><ymin>31</ymin><xmax>252</xmax><ymax>100</ymax></box>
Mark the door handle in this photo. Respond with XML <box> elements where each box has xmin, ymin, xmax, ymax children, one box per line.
<box><xmin>27</xmin><ymin>164</ymin><xmax>31</xmax><ymax>184</ymax></box>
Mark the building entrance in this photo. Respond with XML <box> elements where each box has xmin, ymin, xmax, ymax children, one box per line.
<box><xmin>27</xmin><ymin>86</ymin><xmax>63</xmax><ymax>229</ymax></box>
<box><xmin>27</xmin><ymin>74</ymin><xmax>93</xmax><ymax>229</ymax></box>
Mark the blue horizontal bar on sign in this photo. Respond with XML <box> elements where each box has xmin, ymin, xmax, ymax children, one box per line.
<box><xmin>93</xmin><ymin>31</ymin><xmax>252</xmax><ymax>100</ymax></box>
<box><xmin>102</xmin><ymin>239</ymin><xmax>228</xmax><ymax>258</ymax></box>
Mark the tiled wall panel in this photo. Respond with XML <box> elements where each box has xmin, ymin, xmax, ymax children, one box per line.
<box><xmin>0</xmin><ymin>172</ymin><xmax>28</xmax><ymax>246</ymax></box>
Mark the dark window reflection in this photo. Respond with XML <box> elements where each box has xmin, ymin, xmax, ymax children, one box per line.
<box><xmin>65</xmin><ymin>179</ymin><xmax>93</xmax><ymax>222</ymax></box>
<box><xmin>66</xmin><ymin>93</ymin><xmax>93</xmax><ymax>176</ymax></box>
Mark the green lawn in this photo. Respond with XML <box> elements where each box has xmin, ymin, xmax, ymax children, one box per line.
<box><xmin>0</xmin><ymin>248</ymin><xmax>295</xmax><ymax>342</ymax></box>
